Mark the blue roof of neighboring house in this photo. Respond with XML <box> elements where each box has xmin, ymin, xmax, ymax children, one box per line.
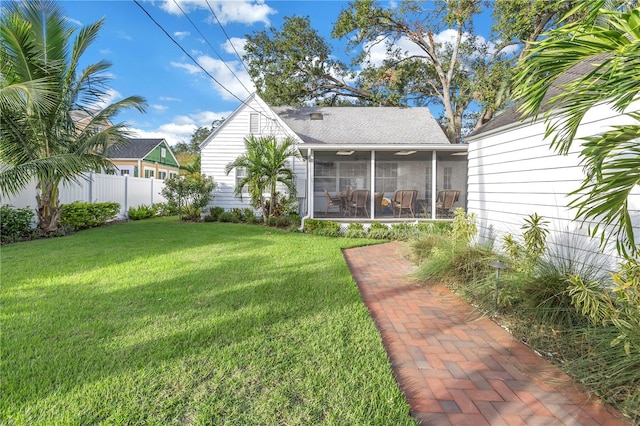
<box><xmin>108</xmin><ymin>138</ymin><xmax>165</xmax><ymax>159</ymax></box>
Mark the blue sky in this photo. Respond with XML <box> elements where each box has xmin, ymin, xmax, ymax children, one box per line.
<box><xmin>63</xmin><ymin>0</ymin><xmax>495</xmax><ymax>145</ymax></box>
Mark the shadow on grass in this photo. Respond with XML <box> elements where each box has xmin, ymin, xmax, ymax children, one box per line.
<box><xmin>2</xmin><ymin>221</ymin><xmax>370</xmax><ymax>420</ymax></box>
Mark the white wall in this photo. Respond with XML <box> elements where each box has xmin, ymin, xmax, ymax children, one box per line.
<box><xmin>467</xmin><ymin>103</ymin><xmax>640</xmax><ymax>272</ymax></box>
<box><xmin>200</xmin><ymin>94</ymin><xmax>307</xmax><ymax>215</ymax></box>
<box><xmin>1</xmin><ymin>173</ymin><xmax>167</xmax><ymax>219</ymax></box>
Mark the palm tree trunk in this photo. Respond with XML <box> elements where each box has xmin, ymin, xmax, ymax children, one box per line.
<box><xmin>36</xmin><ymin>180</ymin><xmax>61</xmax><ymax>233</ymax></box>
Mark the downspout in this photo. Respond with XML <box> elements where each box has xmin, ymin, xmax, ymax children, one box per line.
<box><xmin>299</xmin><ymin>148</ymin><xmax>313</xmax><ymax>231</ymax></box>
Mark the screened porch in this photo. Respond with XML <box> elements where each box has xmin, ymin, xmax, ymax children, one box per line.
<box><xmin>303</xmin><ymin>149</ymin><xmax>468</xmax><ymax>221</ymax></box>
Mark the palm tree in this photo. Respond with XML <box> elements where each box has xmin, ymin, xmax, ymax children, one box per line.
<box><xmin>513</xmin><ymin>1</ymin><xmax>640</xmax><ymax>256</ymax></box>
<box><xmin>225</xmin><ymin>135</ymin><xmax>301</xmax><ymax>220</ymax></box>
<box><xmin>0</xmin><ymin>1</ymin><xmax>146</xmax><ymax>232</ymax></box>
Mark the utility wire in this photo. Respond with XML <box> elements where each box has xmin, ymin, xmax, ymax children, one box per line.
<box><xmin>133</xmin><ymin>0</ymin><xmax>278</xmax><ymax>124</ymax></box>
<box><xmin>172</xmin><ymin>0</ymin><xmax>252</xmax><ymax>96</ymax></box>
<box><xmin>205</xmin><ymin>0</ymin><xmax>252</xmax><ymax>78</ymax></box>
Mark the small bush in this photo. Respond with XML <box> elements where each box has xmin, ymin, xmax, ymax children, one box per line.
<box><xmin>369</xmin><ymin>222</ymin><xmax>388</xmax><ymax>231</ymax></box>
<box><xmin>207</xmin><ymin>207</ymin><xmax>225</xmax><ymax>221</ymax></box>
<box><xmin>344</xmin><ymin>229</ymin><xmax>367</xmax><ymax>238</ymax></box>
<box><xmin>304</xmin><ymin>219</ymin><xmax>339</xmax><ymax>236</ymax></box>
<box><xmin>180</xmin><ymin>206</ymin><xmax>202</xmax><ymax>221</ymax></box>
<box><xmin>231</xmin><ymin>208</ymin><xmax>244</xmax><ymax>222</ymax></box>
<box><xmin>367</xmin><ymin>228</ymin><xmax>393</xmax><ymax>240</ymax></box>
<box><xmin>218</xmin><ymin>212</ymin><xmax>239</xmax><ymax>223</ymax></box>
<box><xmin>152</xmin><ymin>202</ymin><xmax>173</xmax><ymax>216</ymax></box>
<box><xmin>243</xmin><ymin>208</ymin><xmax>259</xmax><ymax>224</ymax></box>
<box><xmin>128</xmin><ymin>204</ymin><xmax>157</xmax><ymax>220</ymax></box>
<box><xmin>0</xmin><ymin>205</ymin><xmax>36</xmax><ymax>243</ymax></box>
<box><xmin>268</xmin><ymin>215</ymin><xmax>300</xmax><ymax>228</ymax></box>
<box><xmin>60</xmin><ymin>202</ymin><xmax>119</xmax><ymax>230</ymax></box>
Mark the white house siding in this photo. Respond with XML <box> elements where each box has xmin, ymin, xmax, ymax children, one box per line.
<box><xmin>468</xmin><ymin>102</ymin><xmax>640</xmax><ymax>272</ymax></box>
<box><xmin>200</xmin><ymin>94</ymin><xmax>307</xmax><ymax>214</ymax></box>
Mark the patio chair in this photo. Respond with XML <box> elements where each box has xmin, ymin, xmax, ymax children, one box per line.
<box><xmin>436</xmin><ymin>190</ymin><xmax>460</xmax><ymax>218</ymax></box>
<box><xmin>392</xmin><ymin>189</ymin><xmax>418</xmax><ymax>218</ymax></box>
<box><xmin>350</xmin><ymin>189</ymin><xmax>370</xmax><ymax>217</ymax></box>
<box><xmin>324</xmin><ymin>189</ymin><xmax>342</xmax><ymax>216</ymax></box>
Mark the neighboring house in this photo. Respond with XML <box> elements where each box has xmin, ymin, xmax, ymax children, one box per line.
<box><xmin>108</xmin><ymin>138</ymin><xmax>180</xmax><ymax>179</ymax></box>
<box><xmin>200</xmin><ymin>93</ymin><xmax>467</xmax><ymax>220</ymax></box>
<box><xmin>465</xmin><ymin>61</ymin><xmax>640</xmax><ymax>269</ymax></box>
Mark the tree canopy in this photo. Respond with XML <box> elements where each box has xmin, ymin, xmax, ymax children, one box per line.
<box><xmin>243</xmin><ymin>0</ymin><xmax>576</xmax><ymax>142</ymax></box>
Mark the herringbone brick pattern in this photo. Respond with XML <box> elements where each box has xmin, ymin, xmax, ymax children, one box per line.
<box><xmin>343</xmin><ymin>242</ymin><xmax>630</xmax><ymax>426</ymax></box>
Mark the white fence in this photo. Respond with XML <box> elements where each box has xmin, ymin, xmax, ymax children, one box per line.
<box><xmin>1</xmin><ymin>173</ymin><xmax>168</xmax><ymax>219</ymax></box>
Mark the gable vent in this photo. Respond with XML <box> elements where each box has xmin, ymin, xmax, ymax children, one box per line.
<box><xmin>309</xmin><ymin>112</ymin><xmax>323</xmax><ymax>120</ymax></box>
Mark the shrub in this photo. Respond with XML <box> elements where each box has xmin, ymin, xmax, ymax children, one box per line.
<box><xmin>267</xmin><ymin>214</ymin><xmax>300</xmax><ymax>229</ymax></box>
<box><xmin>367</xmin><ymin>227</ymin><xmax>393</xmax><ymax>240</ymax></box>
<box><xmin>161</xmin><ymin>173</ymin><xmax>215</xmax><ymax>220</ymax></box>
<box><xmin>152</xmin><ymin>202</ymin><xmax>173</xmax><ymax>216</ymax></box>
<box><xmin>60</xmin><ymin>202</ymin><xmax>119</xmax><ymax>230</ymax></box>
<box><xmin>218</xmin><ymin>212</ymin><xmax>239</xmax><ymax>223</ymax></box>
<box><xmin>207</xmin><ymin>206</ymin><xmax>225</xmax><ymax>222</ymax></box>
<box><xmin>231</xmin><ymin>208</ymin><xmax>244</xmax><ymax>222</ymax></box>
<box><xmin>304</xmin><ymin>219</ymin><xmax>339</xmax><ymax>236</ymax></box>
<box><xmin>180</xmin><ymin>205</ymin><xmax>202</xmax><ymax>222</ymax></box>
<box><xmin>243</xmin><ymin>208</ymin><xmax>259</xmax><ymax>224</ymax></box>
<box><xmin>0</xmin><ymin>205</ymin><xmax>36</xmax><ymax>243</ymax></box>
<box><xmin>368</xmin><ymin>222</ymin><xmax>388</xmax><ymax>231</ymax></box>
<box><xmin>390</xmin><ymin>223</ymin><xmax>417</xmax><ymax>241</ymax></box>
<box><xmin>128</xmin><ymin>204</ymin><xmax>157</xmax><ymax>220</ymax></box>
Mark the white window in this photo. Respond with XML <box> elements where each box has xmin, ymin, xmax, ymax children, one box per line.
<box><xmin>158</xmin><ymin>171</ymin><xmax>167</xmax><ymax>179</ymax></box>
<box><xmin>338</xmin><ymin>162</ymin><xmax>369</xmax><ymax>191</ymax></box>
<box><xmin>144</xmin><ymin>169</ymin><xmax>155</xmax><ymax>178</ymax></box>
<box><xmin>161</xmin><ymin>148</ymin><xmax>167</xmax><ymax>158</ymax></box>
<box><xmin>236</xmin><ymin>167</ymin><xmax>248</xmax><ymax>194</ymax></box>
<box><xmin>169</xmin><ymin>172</ymin><xmax>178</xmax><ymax>178</ymax></box>
<box><xmin>443</xmin><ymin>167</ymin><xmax>452</xmax><ymax>190</ymax></box>
<box><xmin>249</xmin><ymin>113</ymin><xmax>260</xmax><ymax>133</ymax></box>
<box><xmin>120</xmin><ymin>169</ymin><xmax>130</xmax><ymax>176</ymax></box>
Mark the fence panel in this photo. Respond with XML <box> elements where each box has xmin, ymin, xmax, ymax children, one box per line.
<box><xmin>1</xmin><ymin>174</ymin><xmax>167</xmax><ymax>219</ymax></box>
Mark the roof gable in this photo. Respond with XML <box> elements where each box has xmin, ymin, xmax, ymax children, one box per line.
<box><xmin>469</xmin><ymin>58</ymin><xmax>606</xmax><ymax>138</ymax></box>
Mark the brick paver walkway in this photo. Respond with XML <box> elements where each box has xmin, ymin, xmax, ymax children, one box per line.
<box><xmin>343</xmin><ymin>242</ymin><xmax>630</xmax><ymax>426</ymax></box>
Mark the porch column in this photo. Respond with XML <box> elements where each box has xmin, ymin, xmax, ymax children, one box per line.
<box><xmin>431</xmin><ymin>151</ymin><xmax>437</xmax><ymax>218</ymax></box>
<box><xmin>370</xmin><ymin>150</ymin><xmax>376</xmax><ymax>219</ymax></box>
<box><xmin>308</xmin><ymin>148</ymin><xmax>314</xmax><ymax>218</ymax></box>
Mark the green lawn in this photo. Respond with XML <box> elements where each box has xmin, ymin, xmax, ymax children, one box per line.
<box><xmin>1</xmin><ymin>218</ymin><xmax>414</xmax><ymax>425</ymax></box>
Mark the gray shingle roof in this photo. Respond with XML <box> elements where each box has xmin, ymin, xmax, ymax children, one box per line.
<box><xmin>272</xmin><ymin>106</ymin><xmax>450</xmax><ymax>145</ymax></box>
<box><xmin>108</xmin><ymin>138</ymin><xmax>164</xmax><ymax>159</ymax></box>
<box><xmin>469</xmin><ymin>57</ymin><xmax>606</xmax><ymax>137</ymax></box>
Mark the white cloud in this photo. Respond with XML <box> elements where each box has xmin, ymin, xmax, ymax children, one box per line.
<box><xmin>160</xmin><ymin>0</ymin><xmax>275</xmax><ymax>25</ymax></box>
<box><xmin>159</xmin><ymin>96</ymin><xmax>182</xmax><ymax>102</ymax></box>
<box><xmin>99</xmin><ymin>48</ymin><xmax>113</xmax><ymax>55</ymax></box>
<box><xmin>222</xmin><ymin>37</ymin><xmax>247</xmax><ymax>57</ymax></box>
<box><xmin>151</xmin><ymin>104</ymin><xmax>169</xmax><ymax>111</ymax></box>
<box><xmin>127</xmin><ymin>110</ymin><xmax>232</xmax><ymax>145</ymax></box>
<box><xmin>118</xmin><ymin>31</ymin><xmax>133</xmax><ymax>41</ymax></box>
<box><xmin>171</xmin><ymin>56</ymin><xmax>255</xmax><ymax>101</ymax></box>
<box><xmin>174</xmin><ymin>31</ymin><xmax>191</xmax><ymax>40</ymax></box>
<box><xmin>65</xmin><ymin>17</ymin><xmax>82</xmax><ymax>26</ymax></box>
<box><xmin>94</xmin><ymin>88</ymin><xmax>122</xmax><ymax>110</ymax></box>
